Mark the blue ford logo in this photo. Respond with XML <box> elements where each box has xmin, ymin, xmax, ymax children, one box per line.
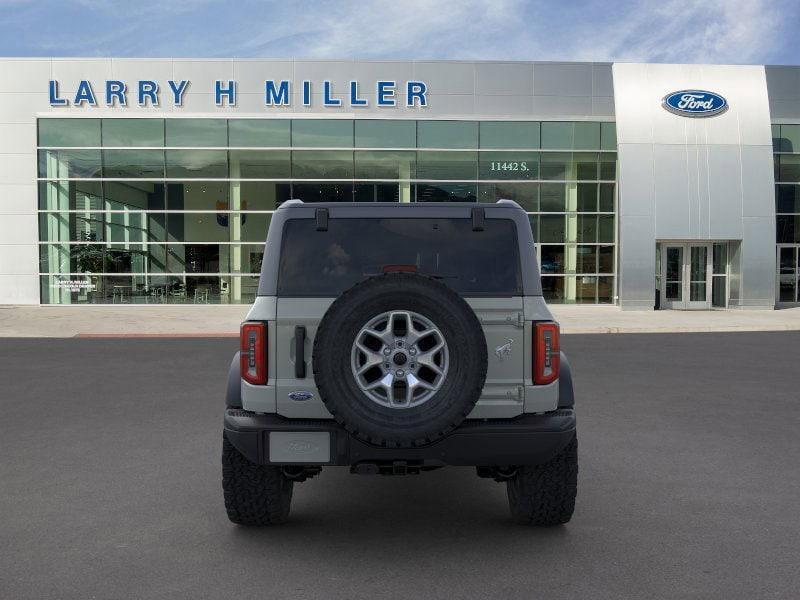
<box><xmin>288</xmin><ymin>390</ymin><xmax>313</xmax><ymax>401</ymax></box>
<box><xmin>662</xmin><ymin>90</ymin><xmax>728</xmax><ymax>117</ymax></box>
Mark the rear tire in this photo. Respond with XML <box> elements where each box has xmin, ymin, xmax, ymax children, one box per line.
<box><xmin>507</xmin><ymin>434</ymin><xmax>577</xmax><ymax>526</ymax></box>
<box><xmin>222</xmin><ymin>433</ymin><xmax>293</xmax><ymax>525</ymax></box>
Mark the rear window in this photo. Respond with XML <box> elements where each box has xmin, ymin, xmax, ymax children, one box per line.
<box><xmin>277</xmin><ymin>217</ymin><xmax>522</xmax><ymax>296</ymax></box>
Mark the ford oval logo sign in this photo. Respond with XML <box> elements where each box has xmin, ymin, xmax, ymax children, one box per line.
<box><xmin>662</xmin><ymin>90</ymin><xmax>728</xmax><ymax>117</ymax></box>
<box><xmin>288</xmin><ymin>390</ymin><xmax>313</xmax><ymax>401</ymax></box>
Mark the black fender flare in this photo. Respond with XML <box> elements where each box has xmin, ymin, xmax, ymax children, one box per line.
<box><xmin>558</xmin><ymin>351</ymin><xmax>574</xmax><ymax>408</ymax></box>
<box><xmin>226</xmin><ymin>352</ymin><xmax>242</xmax><ymax>408</ymax></box>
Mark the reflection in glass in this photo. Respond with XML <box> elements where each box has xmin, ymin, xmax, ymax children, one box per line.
<box><xmin>229</xmin><ymin>120</ymin><xmax>290</xmax><ymax>147</ymax></box>
<box><xmin>292</xmin><ymin>150</ymin><xmax>353</xmax><ymax>179</ymax></box>
<box><xmin>416</xmin><ymin>151</ymin><xmax>477</xmax><ymax>180</ymax></box>
<box><xmin>416</xmin><ymin>183</ymin><xmax>476</xmax><ymax>202</ymax></box>
<box><xmin>355</xmin><ymin>120</ymin><xmax>416</xmax><ymax>148</ymax></box>
<box><xmin>102</xmin><ymin>119</ymin><xmax>164</xmax><ymax>147</ymax></box>
<box><xmin>479</xmin><ymin>122</ymin><xmax>540</xmax><ymax>149</ymax></box>
<box><xmin>417</xmin><ymin>121</ymin><xmax>478</xmax><ymax>149</ymax></box>
<box><xmin>292</xmin><ymin>120</ymin><xmax>353</xmax><ymax>147</ymax></box>
<box><xmin>166</xmin><ymin>150</ymin><xmax>228</xmax><ymax>178</ymax></box>
<box><xmin>38</xmin><ymin>149</ymin><xmax>102</xmax><ymax>178</ymax></box>
<box><xmin>103</xmin><ymin>150</ymin><xmax>164</xmax><ymax>178</ymax></box>
<box><xmin>229</xmin><ymin>150</ymin><xmax>290</xmax><ymax>179</ymax></box>
<box><xmin>479</xmin><ymin>182</ymin><xmax>538</xmax><ymax>211</ymax></box>
<box><xmin>165</xmin><ymin>119</ymin><xmax>227</xmax><ymax>147</ymax></box>
<box><xmin>354</xmin><ymin>151</ymin><xmax>415</xmax><ymax>179</ymax></box>
<box><xmin>39</xmin><ymin>119</ymin><xmax>101</xmax><ymax>147</ymax></box>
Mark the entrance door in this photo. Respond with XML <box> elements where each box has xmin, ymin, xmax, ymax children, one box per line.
<box><xmin>660</xmin><ymin>243</ymin><xmax>712</xmax><ymax>309</ymax></box>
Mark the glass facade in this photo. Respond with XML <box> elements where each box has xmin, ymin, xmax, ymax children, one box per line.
<box><xmin>37</xmin><ymin>118</ymin><xmax>617</xmax><ymax>304</ymax></box>
<box><xmin>773</xmin><ymin>124</ymin><xmax>800</xmax><ymax>304</ymax></box>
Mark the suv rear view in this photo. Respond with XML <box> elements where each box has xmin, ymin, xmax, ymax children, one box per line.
<box><xmin>223</xmin><ymin>200</ymin><xmax>577</xmax><ymax>525</ymax></box>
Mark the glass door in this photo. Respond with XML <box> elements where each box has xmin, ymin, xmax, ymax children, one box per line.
<box><xmin>661</xmin><ymin>245</ymin><xmax>685</xmax><ymax>309</ymax></box>
<box><xmin>777</xmin><ymin>245</ymin><xmax>799</xmax><ymax>304</ymax></box>
<box><xmin>659</xmin><ymin>242</ymin><xmax>713</xmax><ymax>309</ymax></box>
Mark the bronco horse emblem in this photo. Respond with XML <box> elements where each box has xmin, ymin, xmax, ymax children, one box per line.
<box><xmin>495</xmin><ymin>338</ymin><xmax>514</xmax><ymax>359</ymax></box>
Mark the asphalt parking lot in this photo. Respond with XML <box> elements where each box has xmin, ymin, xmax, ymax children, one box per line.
<box><xmin>2</xmin><ymin>332</ymin><xmax>799</xmax><ymax>599</ymax></box>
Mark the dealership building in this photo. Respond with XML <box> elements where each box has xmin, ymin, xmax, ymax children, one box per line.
<box><xmin>0</xmin><ymin>58</ymin><xmax>799</xmax><ymax>309</ymax></box>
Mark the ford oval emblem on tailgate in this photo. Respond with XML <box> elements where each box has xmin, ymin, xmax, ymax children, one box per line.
<box><xmin>288</xmin><ymin>390</ymin><xmax>314</xmax><ymax>401</ymax></box>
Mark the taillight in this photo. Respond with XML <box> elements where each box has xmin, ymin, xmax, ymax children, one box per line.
<box><xmin>240</xmin><ymin>321</ymin><xmax>267</xmax><ymax>385</ymax></box>
<box><xmin>533</xmin><ymin>322</ymin><xmax>560</xmax><ymax>385</ymax></box>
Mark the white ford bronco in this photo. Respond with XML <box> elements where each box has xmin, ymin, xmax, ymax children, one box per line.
<box><xmin>223</xmin><ymin>200</ymin><xmax>577</xmax><ymax>525</ymax></box>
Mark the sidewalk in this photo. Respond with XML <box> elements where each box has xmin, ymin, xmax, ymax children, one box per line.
<box><xmin>2</xmin><ymin>304</ymin><xmax>800</xmax><ymax>337</ymax></box>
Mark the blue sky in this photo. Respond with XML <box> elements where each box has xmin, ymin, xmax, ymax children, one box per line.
<box><xmin>1</xmin><ymin>0</ymin><xmax>798</xmax><ymax>65</ymax></box>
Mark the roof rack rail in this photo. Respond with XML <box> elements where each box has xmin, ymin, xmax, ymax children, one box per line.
<box><xmin>278</xmin><ymin>199</ymin><xmax>304</xmax><ymax>209</ymax></box>
<box><xmin>496</xmin><ymin>198</ymin><xmax>522</xmax><ymax>208</ymax></box>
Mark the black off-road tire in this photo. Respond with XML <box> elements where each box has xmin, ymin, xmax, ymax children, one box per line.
<box><xmin>313</xmin><ymin>273</ymin><xmax>487</xmax><ymax>449</ymax></box>
<box><xmin>222</xmin><ymin>433</ymin><xmax>293</xmax><ymax>525</ymax></box>
<box><xmin>507</xmin><ymin>434</ymin><xmax>578</xmax><ymax>526</ymax></box>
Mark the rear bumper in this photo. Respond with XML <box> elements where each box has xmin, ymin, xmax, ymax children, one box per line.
<box><xmin>224</xmin><ymin>408</ymin><xmax>576</xmax><ymax>467</ymax></box>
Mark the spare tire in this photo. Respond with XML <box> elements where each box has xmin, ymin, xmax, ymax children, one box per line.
<box><xmin>312</xmin><ymin>273</ymin><xmax>487</xmax><ymax>448</ymax></box>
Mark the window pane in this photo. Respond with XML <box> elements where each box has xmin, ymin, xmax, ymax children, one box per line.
<box><xmin>780</xmin><ymin>125</ymin><xmax>800</xmax><ymax>153</ymax></box>
<box><xmin>240</xmin><ymin>212</ymin><xmax>272</xmax><ymax>242</ymax></box>
<box><xmin>355</xmin><ymin>120</ymin><xmax>416</xmax><ymax>148</ymax></box>
<box><xmin>417</xmin><ymin>121</ymin><xmax>478</xmax><ymax>149</ymax></box>
<box><xmin>103</xmin><ymin>150</ymin><xmax>164</xmax><ymax>178</ymax></box>
<box><xmin>600</xmin><ymin>153</ymin><xmax>616</xmax><ymax>180</ymax></box>
<box><xmin>597</xmin><ymin>276</ymin><xmax>613</xmax><ymax>303</ymax></box>
<box><xmin>713</xmin><ymin>243</ymin><xmax>727</xmax><ymax>274</ymax></box>
<box><xmin>39</xmin><ymin>181</ymin><xmax>103</xmax><ymax>210</ymax></box>
<box><xmin>166</xmin><ymin>150</ymin><xmax>228</xmax><ymax>178</ymax></box>
<box><xmin>576</xmin><ymin>275</ymin><xmax>597</xmax><ymax>303</ymax></box>
<box><xmin>167</xmin><ymin>182</ymin><xmax>229</xmax><ymax>211</ymax></box>
<box><xmin>102</xmin><ymin>119</ymin><xmax>164</xmax><ymax>147</ymax></box>
<box><xmin>354</xmin><ymin>183</ymin><xmax>406</xmax><ymax>202</ymax></box>
<box><xmin>354</xmin><ymin>151</ymin><xmax>416</xmax><ymax>179</ymax></box>
<box><xmin>577</xmin><ymin>245</ymin><xmax>597</xmax><ymax>273</ymax></box>
<box><xmin>772</xmin><ymin>124</ymin><xmax>782</xmax><ymax>152</ymax></box>
<box><xmin>39</xmin><ymin>244</ymin><xmax>102</xmax><ymax>274</ymax></box>
<box><xmin>105</xmin><ymin>181</ymin><xmax>165</xmax><ymax>211</ymax></box>
<box><xmin>291</xmin><ymin>183</ymin><xmax>354</xmax><ymax>202</ymax></box>
<box><xmin>416</xmin><ymin>183</ymin><xmax>477</xmax><ymax>202</ymax></box>
<box><xmin>239</xmin><ymin>181</ymin><xmax>291</xmax><ymax>210</ymax></box>
<box><xmin>539</xmin><ymin>215</ymin><xmax>566</xmax><ymax>243</ymax></box>
<box><xmin>577</xmin><ymin>215</ymin><xmax>597</xmax><ymax>243</ymax></box>
<box><xmin>478</xmin><ymin>182</ymin><xmax>538</xmax><ymax>211</ymax></box>
<box><xmin>168</xmin><ymin>213</ymin><xmax>232</xmax><ymax>243</ymax></box>
<box><xmin>776</xmin><ymin>185</ymin><xmax>800</xmax><ymax>213</ymax></box>
<box><xmin>478</xmin><ymin>152</ymin><xmax>539</xmax><ymax>179</ymax></box>
<box><xmin>229</xmin><ymin>119</ymin><xmax>290</xmax><ymax>147</ymax></box>
<box><xmin>539</xmin><ymin>183</ymin><xmax>566</xmax><ymax>212</ymax></box>
<box><xmin>38</xmin><ymin>149</ymin><xmax>102</xmax><ymax>178</ymax></box>
<box><xmin>292</xmin><ymin>150</ymin><xmax>353</xmax><ymax>178</ymax></box>
<box><xmin>540</xmin><ymin>153</ymin><xmax>570</xmax><ymax>180</ymax></box>
<box><xmin>229</xmin><ymin>150</ymin><xmax>290</xmax><ymax>178</ymax></box>
<box><xmin>277</xmin><ymin>217</ymin><xmax>521</xmax><ymax>296</ymax></box>
<box><xmin>600</xmin><ymin>123</ymin><xmax>617</xmax><ymax>151</ymax></box>
<box><xmin>39</xmin><ymin>119</ymin><xmax>100</xmax><ymax>147</ymax></box>
<box><xmin>776</xmin><ymin>215</ymin><xmax>800</xmax><ymax>243</ymax></box>
<box><xmin>540</xmin><ymin>245</ymin><xmax>565</xmax><ymax>274</ymax></box>
<box><xmin>573</xmin><ymin>122</ymin><xmax>600</xmax><ymax>150</ymax></box>
<box><xmin>541</xmin><ymin>122</ymin><xmax>573</xmax><ymax>150</ymax></box>
<box><xmin>598</xmin><ymin>245</ymin><xmax>614</xmax><ymax>273</ymax></box>
<box><xmin>416</xmin><ymin>151</ymin><xmax>477</xmax><ymax>180</ymax></box>
<box><xmin>105</xmin><ymin>243</ymin><xmax>165</xmax><ymax>273</ymax></box>
<box><xmin>779</xmin><ymin>246</ymin><xmax>796</xmax><ymax>274</ymax></box>
<box><xmin>778</xmin><ymin>155</ymin><xmax>800</xmax><ymax>182</ymax></box>
<box><xmin>575</xmin><ymin>153</ymin><xmax>598</xmax><ymax>180</ymax></box>
<box><xmin>291</xmin><ymin>120</ymin><xmax>353</xmax><ymax>147</ymax></box>
<box><xmin>528</xmin><ymin>214</ymin><xmax>539</xmax><ymax>240</ymax></box>
<box><xmin>577</xmin><ymin>183</ymin><xmax>598</xmax><ymax>212</ymax></box>
<box><xmin>599</xmin><ymin>215</ymin><xmax>615</xmax><ymax>242</ymax></box>
<box><xmin>39</xmin><ymin>212</ymin><xmax>105</xmax><ymax>243</ymax></box>
<box><xmin>541</xmin><ymin>276</ymin><xmax>565</xmax><ymax>302</ymax></box>
<box><xmin>599</xmin><ymin>183</ymin><xmax>615</xmax><ymax>211</ymax></box>
<box><xmin>166</xmin><ymin>119</ymin><xmax>227</xmax><ymax>147</ymax></box>
<box><xmin>479</xmin><ymin>122</ymin><xmax>540</xmax><ymax>149</ymax></box>
<box><xmin>106</xmin><ymin>212</ymin><xmax>165</xmax><ymax>243</ymax></box>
